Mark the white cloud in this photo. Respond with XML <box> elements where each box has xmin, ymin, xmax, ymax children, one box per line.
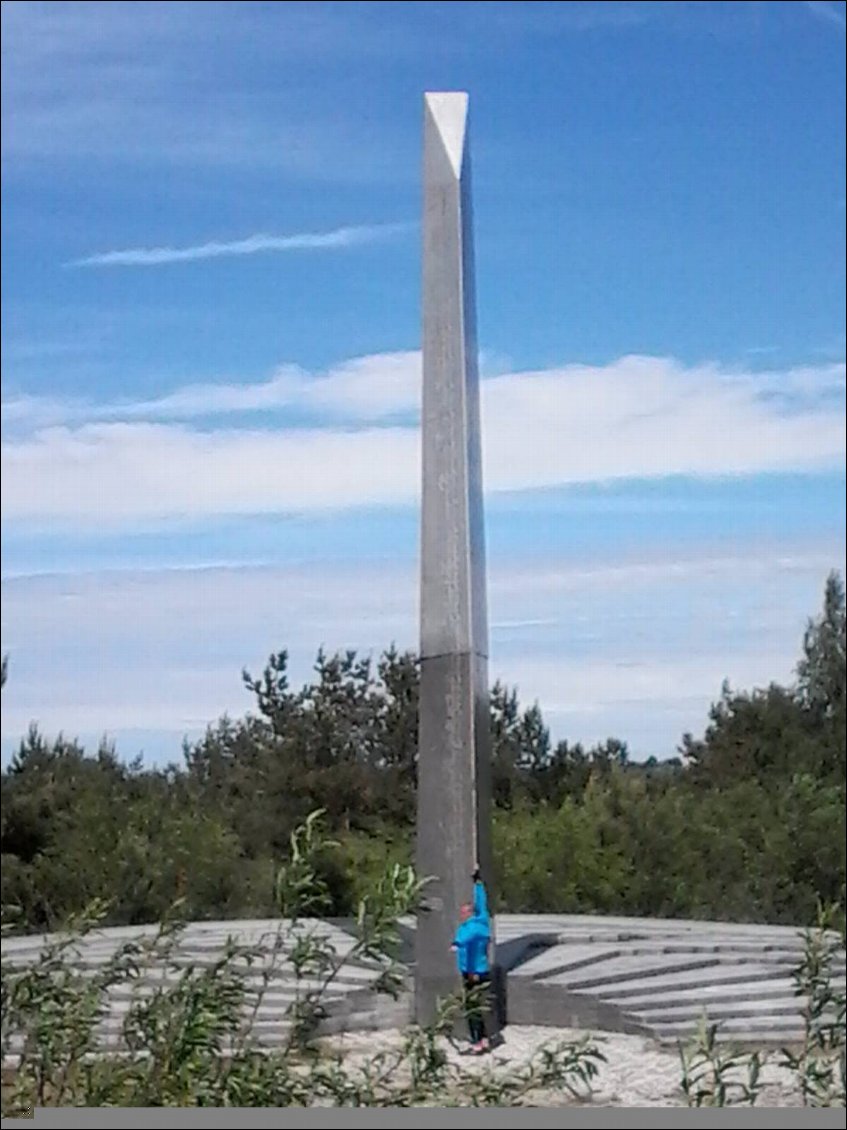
<box><xmin>1</xmin><ymin>354</ymin><xmax>844</xmax><ymax>526</ymax></box>
<box><xmin>120</xmin><ymin>351</ymin><xmax>421</xmax><ymax>421</ymax></box>
<box><xmin>1</xmin><ymin>421</ymin><xmax>420</xmax><ymax>523</ymax></box>
<box><xmin>0</xmin><ymin>352</ymin><xmax>422</xmax><ymax>427</ymax></box>
<box><xmin>68</xmin><ymin>223</ymin><xmax>409</xmax><ymax>267</ymax></box>
<box><xmin>2</xmin><ymin>546</ymin><xmax>841</xmax><ymax>761</ymax></box>
<box><xmin>513</xmin><ymin>656</ymin><xmax>790</xmax><ymax>717</ymax></box>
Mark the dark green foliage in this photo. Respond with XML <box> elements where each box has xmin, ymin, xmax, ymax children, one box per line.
<box><xmin>1</xmin><ymin>815</ymin><xmax>606</xmax><ymax>1111</ymax></box>
<box><xmin>679</xmin><ymin>1015</ymin><xmax>766</xmax><ymax>1107</ymax></box>
<box><xmin>780</xmin><ymin>903</ymin><xmax>847</xmax><ymax>1106</ymax></box>
<box><xmin>1</xmin><ymin>573</ymin><xmax>844</xmax><ymax>933</ymax></box>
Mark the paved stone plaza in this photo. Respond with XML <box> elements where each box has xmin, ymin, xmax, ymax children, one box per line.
<box><xmin>4</xmin><ymin>913</ymin><xmax>843</xmax><ymax>1061</ymax></box>
<box><xmin>489</xmin><ymin>914</ymin><xmax>846</xmax><ymax>1045</ymax></box>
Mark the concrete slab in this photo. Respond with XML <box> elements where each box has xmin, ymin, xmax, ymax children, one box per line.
<box><xmin>588</xmin><ymin>963</ymin><xmax>792</xmax><ymax>1000</ymax></box>
<box><xmin>415</xmin><ymin>90</ymin><xmax>494</xmax><ymax>1030</ymax></box>
<box><xmin>510</xmin><ymin>945</ymin><xmax>623</xmax><ymax>979</ymax></box>
<box><xmin>3</xmin><ymin>913</ymin><xmax>840</xmax><ymax>1051</ymax></box>
<box><xmin>612</xmin><ymin>978</ymin><xmax>800</xmax><ymax>1011</ymax></box>
<box><xmin>547</xmin><ymin>955</ymin><xmax>721</xmax><ymax>991</ymax></box>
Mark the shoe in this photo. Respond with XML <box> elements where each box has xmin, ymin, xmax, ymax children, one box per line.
<box><xmin>470</xmin><ymin>1038</ymin><xmax>490</xmax><ymax>1055</ymax></box>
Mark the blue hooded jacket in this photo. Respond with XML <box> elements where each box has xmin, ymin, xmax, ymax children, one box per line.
<box><xmin>452</xmin><ymin>880</ymin><xmax>491</xmax><ymax>976</ymax></box>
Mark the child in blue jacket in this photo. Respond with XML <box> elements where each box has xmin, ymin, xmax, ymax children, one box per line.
<box><xmin>451</xmin><ymin>866</ymin><xmax>492</xmax><ymax>1053</ymax></box>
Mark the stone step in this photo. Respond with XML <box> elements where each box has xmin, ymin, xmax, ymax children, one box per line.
<box><xmin>91</xmin><ymin>997</ymin><xmax>365</xmax><ymax>1026</ymax></box>
<box><xmin>10</xmin><ymin>1000</ymin><xmax>403</xmax><ymax>1052</ymax></box>
<box><xmin>101</xmin><ymin>973</ymin><xmax>372</xmax><ymax>996</ymax></box>
<box><xmin>585</xmin><ymin>942</ymin><xmax>806</xmax><ymax>959</ymax></box>
<box><xmin>624</xmin><ymin>997</ymin><xmax>817</xmax><ymax>1025</ymax></box>
<box><xmin>546</xmin><ymin>932</ymin><xmax>804</xmax><ymax>950</ymax></box>
<box><xmin>618</xmin><ymin>976</ymin><xmax>844</xmax><ymax>1014</ymax></box>
<box><xmin>488</xmin><ymin>914</ymin><xmax>809</xmax><ymax>939</ymax></box>
<box><xmin>547</xmin><ymin>955</ymin><xmax>721</xmax><ymax>990</ymax></box>
<box><xmin>654</xmin><ymin>1015</ymin><xmax>806</xmax><ymax>1041</ymax></box>
<box><xmin>1</xmin><ymin>922</ymin><xmax>359</xmax><ymax>955</ymax></box>
<box><xmin>512</xmin><ymin>945</ymin><xmax>622</xmax><ymax>979</ymax></box>
<box><xmin>15</xmin><ymin>952</ymin><xmax>381</xmax><ymax>979</ymax></box>
<box><xmin>611</xmin><ymin>978</ymin><xmax>801</xmax><ymax>1011</ymax></box>
<box><xmin>513</xmin><ymin>943</ymin><xmax>821</xmax><ymax>985</ymax></box>
<box><xmin>585</xmin><ymin>963</ymin><xmax>789</xmax><ymax>1000</ymax></box>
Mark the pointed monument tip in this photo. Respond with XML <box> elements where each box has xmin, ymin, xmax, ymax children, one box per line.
<box><xmin>425</xmin><ymin>92</ymin><xmax>469</xmax><ymax>177</ymax></box>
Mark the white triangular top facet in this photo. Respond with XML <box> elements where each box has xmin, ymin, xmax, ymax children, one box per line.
<box><xmin>425</xmin><ymin>91</ymin><xmax>468</xmax><ymax>177</ymax></box>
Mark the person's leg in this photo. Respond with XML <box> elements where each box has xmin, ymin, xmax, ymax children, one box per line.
<box><xmin>465</xmin><ymin>975</ymin><xmax>488</xmax><ymax>1047</ymax></box>
<box><xmin>462</xmin><ymin>975</ymin><xmax>479</xmax><ymax>1044</ymax></box>
<box><xmin>475</xmin><ymin>974</ymin><xmax>490</xmax><ymax>1047</ymax></box>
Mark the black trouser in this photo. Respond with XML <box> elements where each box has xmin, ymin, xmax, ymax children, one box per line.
<box><xmin>462</xmin><ymin>973</ymin><xmax>490</xmax><ymax>1043</ymax></box>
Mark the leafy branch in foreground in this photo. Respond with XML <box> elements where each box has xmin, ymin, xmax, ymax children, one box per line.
<box><xmin>678</xmin><ymin>905</ymin><xmax>847</xmax><ymax>1109</ymax></box>
<box><xmin>1</xmin><ymin>809</ymin><xmax>606</xmax><ymax>1110</ymax></box>
<box><xmin>678</xmin><ymin>1014</ymin><xmax>766</xmax><ymax>1107</ymax></box>
<box><xmin>273</xmin><ymin>808</ymin><xmax>428</xmax><ymax>1050</ymax></box>
<box><xmin>313</xmin><ymin>990</ymin><xmax>606</xmax><ymax>1108</ymax></box>
<box><xmin>780</xmin><ymin>903</ymin><xmax>846</xmax><ymax>1107</ymax></box>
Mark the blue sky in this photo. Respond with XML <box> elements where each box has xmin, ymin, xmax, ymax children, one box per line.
<box><xmin>1</xmin><ymin>0</ymin><xmax>845</xmax><ymax>764</ymax></box>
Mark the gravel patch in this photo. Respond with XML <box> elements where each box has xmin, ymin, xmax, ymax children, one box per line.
<box><xmin>322</xmin><ymin>1024</ymin><xmax>805</xmax><ymax>1107</ymax></box>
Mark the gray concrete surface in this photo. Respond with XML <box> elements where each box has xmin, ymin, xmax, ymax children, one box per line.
<box><xmin>4</xmin><ymin>912</ymin><xmax>843</xmax><ymax>1061</ymax></box>
<box><xmin>416</xmin><ymin>89</ymin><xmax>495</xmax><ymax>1027</ymax></box>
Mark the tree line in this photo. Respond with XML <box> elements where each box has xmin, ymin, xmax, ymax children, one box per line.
<box><xmin>1</xmin><ymin>571</ymin><xmax>844</xmax><ymax>934</ymax></box>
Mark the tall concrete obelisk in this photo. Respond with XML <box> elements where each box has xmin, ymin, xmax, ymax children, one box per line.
<box><xmin>415</xmin><ymin>92</ymin><xmax>494</xmax><ymax>1025</ymax></box>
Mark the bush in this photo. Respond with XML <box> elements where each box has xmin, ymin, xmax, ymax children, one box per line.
<box><xmin>1</xmin><ymin>811</ymin><xmax>606</xmax><ymax>1111</ymax></box>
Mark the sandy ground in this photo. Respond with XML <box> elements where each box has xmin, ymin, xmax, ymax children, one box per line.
<box><xmin>323</xmin><ymin>1025</ymin><xmax>806</xmax><ymax>1107</ymax></box>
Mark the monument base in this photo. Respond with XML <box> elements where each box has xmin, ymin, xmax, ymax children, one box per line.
<box><xmin>414</xmin><ymin>963</ymin><xmax>505</xmax><ymax>1040</ymax></box>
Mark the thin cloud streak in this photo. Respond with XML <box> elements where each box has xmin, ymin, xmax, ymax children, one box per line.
<box><xmin>2</xmin><ymin>546</ymin><xmax>840</xmax><ymax>760</ymax></box>
<box><xmin>805</xmin><ymin>1</ymin><xmax>847</xmax><ymax>29</ymax></box>
<box><xmin>68</xmin><ymin>223</ymin><xmax>410</xmax><ymax>268</ymax></box>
